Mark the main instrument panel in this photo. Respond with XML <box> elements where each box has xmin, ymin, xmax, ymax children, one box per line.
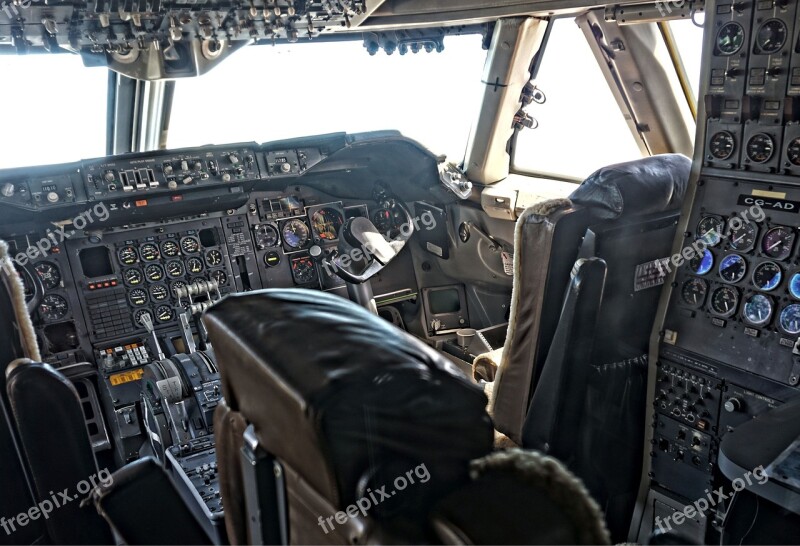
<box><xmin>641</xmin><ymin>0</ymin><xmax>800</xmax><ymax>541</ymax></box>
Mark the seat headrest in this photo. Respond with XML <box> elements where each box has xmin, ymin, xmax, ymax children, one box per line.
<box><xmin>203</xmin><ymin>289</ymin><xmax>493</xmax><ymax>511</ymax></box>
<box><xmin>568</xmin><ymin>154</ymin><xmax>691</xmax><ymax>220</ymax></box>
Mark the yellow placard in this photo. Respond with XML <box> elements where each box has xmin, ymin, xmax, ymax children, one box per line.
<box><xmin>109</xmin><ymin>368</ymin><xmax>144</xmax><ymax>386</ymax></box>
<box><xmin>752</xmin><ymin>189</ymin><xmax>787</xmax><ymax>199</ymax></box>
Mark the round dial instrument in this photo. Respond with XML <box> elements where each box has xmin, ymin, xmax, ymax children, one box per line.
<box><xmin>282</xmin><ymin>219</ymin><xmax>310</xmax><ymax>249</ymax></box>
<box><xmin>689</xmin><ymin>249</ymin><xmax>714</xmax><ymax>276</ymax></box>
<box><xmin>128</xmin><ymin>288</ymin><xmax>148</xmax><ymax>307</ymax></box>
<box><xmin>254</xmin><ymin>225</ymin><xmax>279</xmax><ymax>249</ymax></box>
<box><xmin>139</xmin><ymin>243</ymin><xmax>160</xmax><ymax>262</ymax></box>
<box><xmin>719</xmin><ymin>254</ymin><xmax>747</xmax><ymax>283</ymax></box>
<box><xmin>145</xmin><ymin>264</ymin><xmax>165</xmax><ymax>282</ymax></box>
<box><xmin>681</xmin><ymin>278</ymin><xmax>708</xmax><ymax>308</ymax></box>
<box><xmin>790</xmin><ymin>273</ymin><xmax>800</xmax><ymax>299</ymax></box>
<box><xmin>133</xmin><ymin>309</ymin><xmax>152</xmax><ymax>327</ymax></box>
<box><xmin>155</xmin><ymin>305</ymin><xmax>174</xmax><ymax>323</ymax></box>
<box><xmin>291</xmin><ymin>256</ymin><xmax>316</xmax><ymax>284</ymax></box>
<box><xmin>171</xmin><ymin>281</ymin><xmax>187</xmax><ymax>297</ymax></box>
<box><xmin>761</xmin><ymin>226</ymin><xmax>795</xmax><ymax>260</ymax></box>
<box><xmin>752</xmin><ymin>261</ymin><xmax>782</xmax><ymax>291</ymax></box>
<box><xmin>787</xmin><ymin>138</ymin><xmax>800</xmax><ymax>167</ymax></box>
<box><xmin>716</xmin><ymin>22</ymin><xmax>745</xmax><ymax>55</ymax></box>
<box><xmin>311</xmin><ymin>207</ymin><xmax>344</xmax><ymax>241</ymax></box>
<box><xmin>728</xmin><ymin>221</ymin><xmax>757</xmax><ymax>252</ymax></box>
<box><xmin>124</xmin><ymin>267</ymin><xmax>144</xmax><ymax>286</ymax></box>
<box><xmin>746</xmin><ymin>133</ymin><xmax>775</xmax><ymax>164</ymax></box>
<box><xmin>180</xmin><ymin>236</ymin><xmax>200</xmax><ymax>254</ymax></box>
<box><xmin>210</xmin><ymin>270</ymin><xmax>228</xmax><ymax>286</ymax></box>
<box><xmin>372</xmin><ymin>208</ymin><xmax>393</xmax><ymax>234</ymax></box>
<box><xmin>710</xmin><ymin>286</ymin><xmax>739</xmax><ymax>317</ymax></box>
<box><xmin>756</xmin><ymin>19</ymin><xmax>787</xmax><ymax>54</ymax></box>
<box><xmin>166</xmin><ymin>260</ymin><xmax>184</xmax><ymax>279</ymax></box>
<box><xmin>698</xmin><ymin>216</ymin><xmax>724</xmax><ymax>247</ymax></box>
<box><xmin>186</xmin><ymin>257</ymin><xmax>204</xmax><ymax>274</ymax></box>
<box><xmin>150</xmin><ymin>284</ymin><xmax>169</xmax><ymax>302</ymax></box>
<box><xmin>780</xmin><ymin>304</ymin><xmax>800</xmax><ymax>335</ymax></box>
<box><xmin>34</xmin><ymin>262</ymin><xmax>61</xmax><ymax>290</ymax></box>
<box><xmin>161</xmin><ymin>240</ymin><xmax>181</xmax><ymax>258</ymax></box>
<box><xmin>742</xmin><ymin>294</ymin><xmax>773</xmax><ymax>326</ymax></box>
<box><xmin>38</xmin><ymin>294</ymin><xmax>68</xmax><ymax>321</ymax></box>
<box><xmin>206</xmin><ymin>250</ymin><xmax>223</xmax><ymax>267</ymax></box>
<box><xmin>709</xmin><ymin>131</ymin><xmax>736</xmax><ymax>160</ymax></box>
<box><xmin>118</xmin><ymin>246</ymin><xmax>139</xmax><ymax>265</ymax></box>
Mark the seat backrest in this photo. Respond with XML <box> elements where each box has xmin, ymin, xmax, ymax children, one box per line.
<box><xmin>6</xmin><ymin>360</ymin><xmax>113</xmax><ymax>545</ymax></box>
<box><xmin>203</xmin><ymin>289</ymin><xmax>495</xmax><ymax>544</ymax></box>
<box><xmin>523</xmin><ymin>209</ymin><xmax>683</xmax><ymax>541</ymax></box>
<box><xmin>490</xmin><ymin>154</ymin><xmax>690</xmax><ymax>444</ymax></box>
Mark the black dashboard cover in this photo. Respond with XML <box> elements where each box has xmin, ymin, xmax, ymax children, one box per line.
<box><xmin>203</xmin><ymin>289</ymin><xmax>494</xmax><ymax>511</ymax></box>
<box><xmin>568</xmin><ymin>154</ymin><xmax>691</xmax><ymax>219</ymax></box>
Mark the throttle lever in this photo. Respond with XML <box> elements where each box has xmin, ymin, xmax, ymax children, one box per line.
<box><xmin>140</xmin><ymin>312</ymin><xmax>165</xmax><ymax>360</ymax></box>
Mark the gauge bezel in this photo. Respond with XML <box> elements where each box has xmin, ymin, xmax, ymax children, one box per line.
<box><xmin>697</xmin><ymin>216</ymin><xmax>724</xmax><ymax>247</ymax></box>
<box><xmin>709</xmin><ymin>131</ymin><xmax>736</xmax><ymax>160</ymax></box>
<box><xmin>779</xmin><ymin>303</ymin><xmax>800</xmax><ymax>335</ymax></box>
<box><xmin>741</xmin><ymin>293</ymin><xmax>773</xmax><ymax>327</ymax></box>
<box><xmin>128</xmin><ymin>288</ymin><xmax>149</xmax><ymax>307</ymax></box>
<box><xmin>689</xmin><ymin>248</ymin><xmax>715</xmax><ymax>276</ymax></box>
<box><xmin>751</xmin><ymin>260</ymin><xmax>782</xmax><ymax>292</ymax></box>
<box><xmin>117</xmin><ymin>245</ymin><xmax>139</xmax><ymax>266</ymax></box>
<box><xmin>681</xmin><ymin>277</ymin><xmax>708</xmax><ymax>308</ymax></box>
<box><xmin>718</xmin><ymin>253</ymin><xmax>747</xmax><ymax>284</ymax></box>
<box><xmin>139</xmin><ymin>242</ymin><xmax>161</xmax><ymax>262</ymax></box>
<box><xmin>160</xmin><ymin>239</ymin><xmax>181</xmax><ymax>258</ymax></box>
<box><xmin>38</xmin><ymin>294</ymin><xmax>69</xmax><ymax>321</ymax></box>
<box><xmin>728</xmin><ymin>221</ymin><xmax>757</xmax><ymax>252</ymax></box>
<box><xmin>755</xmin><ymin>18</ymin><xmax>787</xmax><ymax>54</ymax></box>
<box><xmin>709</xmin><ymin>285</ymin><xmax>740</xmax><ymax>318</ymax></box>
<box><xmin>716</xmin><ymin>21</ymin><xmax>745</xmax><ymax>56</ymax></box>
<box><xmin>144</xmin><ymin>263</ymin><xmax>165</xmax><ymax>282</ymax></box>
<box><xmin>760</xmin><ymin>226</ymin><xmax>795</xmax><ymax>260</ymax></box>
<box><xmin>33</xmin><ymin>261</ymin><xmax>62</xmax><ymax>290</ymax></box>
<box><xmin>281</xmin><ymin>218</ymin><xmax>312</xmax><ymax>251</ymax></box>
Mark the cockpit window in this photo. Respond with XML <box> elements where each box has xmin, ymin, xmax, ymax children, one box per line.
<box><xmin>0</xmin><ymin>55</ymin><xmax>108</xmax><ymax>169</ymax></box>
<box><xmin>667</xmin><ymin>17</ymin><xmax>705</xmax><ymax>106</ymax></box>
<box><xmin>511</xmin><ymin>17</ymin><xmax>646</xmax><ymax>180</ymax></box>
<box><xmin>167</xmin><ymin>34</ymin><xmax>486</xmax><ymax>163</ymax></box>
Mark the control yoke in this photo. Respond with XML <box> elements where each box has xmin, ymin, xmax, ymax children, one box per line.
<box><xmin>329</xmin><ymin>202</ymin><xmax>414</xmax><ymax>284</ymax></box>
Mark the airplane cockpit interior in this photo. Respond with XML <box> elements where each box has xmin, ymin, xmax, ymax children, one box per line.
<box><xmin>2</xmin><ymin>0</ymin><xmax>800</xmax><ymax>544</ymax></box>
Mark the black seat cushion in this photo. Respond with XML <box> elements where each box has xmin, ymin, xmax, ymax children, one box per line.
<box><xmin>203</xmin><ymin>289</ymin><xmax>494</xmax><ymax>513</ymax></box>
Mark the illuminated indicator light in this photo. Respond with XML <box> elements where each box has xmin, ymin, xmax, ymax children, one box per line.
<box><xmin>135</xmin><ymin>200</ymin><xmax>148</xmax><ymax>207</ymax></box>
<box><xmin>109</xmin><ymin>368</ymin><xmax>144</xmax><ymax>386</ymax></box>
<box><xmin>171</xmin><ymin>195</ymin><xmax>183</xmax><ymax>202</ymax></box>
<box><xmin>103</xmin><ymin>282</ymin><xmax>110</xmax><ymax>287</ymax></box>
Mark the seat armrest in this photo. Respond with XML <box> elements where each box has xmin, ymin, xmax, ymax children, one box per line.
<box><xmin>92</xmin><ymin>457</ymin><xmax>213</xmax><ymax>545</ymax></box>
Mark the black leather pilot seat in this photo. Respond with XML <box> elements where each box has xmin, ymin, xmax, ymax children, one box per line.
<box><xmin>204</xmin><ymin>289</ymin><xmax>612</xmax><ymax>545</ymax></box>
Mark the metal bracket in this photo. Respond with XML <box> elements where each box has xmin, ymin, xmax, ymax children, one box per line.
<box><xmin>438</xmin><ymin>161</ymin><xmax>472</xmax><ymax>200</ymax></box>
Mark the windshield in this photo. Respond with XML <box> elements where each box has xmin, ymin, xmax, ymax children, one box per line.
<box><xmin>0</xmin><ymin>55</ymin><xmax>108</xmax><ymax>169</ymax></box>
<box><xmin>167</xmin><ymin>35</ymin><xmax>487</xmax><ymax>163</ymax></box>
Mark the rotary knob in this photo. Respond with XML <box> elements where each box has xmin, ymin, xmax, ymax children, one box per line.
<box><xmin>104</xmin><ymin>171</ymin><xmax>116</xmax><ymax>183</ymax></box>
<box><xmin>46</xmin><ymin>192</ymin><xmax>59</xmax><ymax>203</ymax></box>
<box><xmin>724</xmin><ymin>398</ymin><xmax>742</xmax><ymax>413</ymax></box>
<box><xmin>280</xmin><ymin>163</ymin><xmax>292</xmax><ymax>173</ymax></box>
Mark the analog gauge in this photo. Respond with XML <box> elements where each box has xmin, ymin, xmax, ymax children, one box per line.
<box><xmin>787</xmin><ymin>138</ymin><xmax>800</xmax><ymax>166</ymax></box>
<box><xmin>290</xmin><ymin>256</ymin><xmax>317</xmax><ymax>284</ymax></box>
<box><xmin>145</xmin><ymin>264</ymin><xmax>165</xmax><ymax>282</ymax></box>
<box><xmin>790</xmin><ymin>273</ymin><xmax>800</xmax><ymax>299</ymax></box>
<box><xmin>34</xmin><ymin>262</ymin><xmax>61</xmax><ymax>290</ymax></box>
<box><xmin>171</xmin><ymin>281</ymin><xmax>187</xmax><ymax>297</ymax></box>
<box><xmin>118</xmin><ymin>246</ymin><xmax>139</xmax><ymax>265</ymax></box>
<box><xmin>128</xmin><ymin>288</ymin><xmax>148</xmax><ymax>307</ymax></box>
<box><xmin>729</xmin><ymin>221</ymin><xmax>757</xmax><ymax>252</ymax></box>
<box><xmin>282</xmin><ymin>219</ymin><xmax>310</xmax><ymax>249</ymax></box>
<box><xmin>206</xmin><ymin>249</ymin><xmax>223</xmax><ymax>267</ymax></box>
<box><xmin>133</xmin><ymin>309</ymin><xmax>151</xmax><ymax>327</ymax></box>
<box><xmin>716</xmin><ymin>22</ymin><xmax>745</xmax><ymax>55</ymax></box>
<box><xmin>698</xmin><ymin>216</ymin><xmax>724</xmax><ymax>247</ymax></box>
<box><xmin>756</xmin><ymin>19</ymin><xmax>787</xmax><ymax>54</ymax></box>
<box><xmin>124</xmin><ymin>267</ymin><xmax>143</xmax><ymax>286</ymax></box>
<box><xmin>139</xmin><ymin>243</ymin><xmax>160</xmax><ymax>262</ymax></box>
<box><xmin>709</xmin><ymin>131</ymin><xmax>736</xmax><ymax>160</ymax></box>
<box><xmin>166</xmin><ymin>260</ymin><xmax>184</xmax><ymax>279</ymax></box>
<box><xmin>719</xmin><ymin>254</ymin><xmax>747</xmax><ymax>283</ymax></box>
<box><xmin>710</xmin><ymin>286</ymin><xmax>740</xmax><ymax>317</ymax></box>
<box><xmin>311</xmin><ymin>207</ymin><xmax>344</xmax><ymax>241</ymax></box>
<box><xmin>372</xmin><ymin>208</ymin><xmax>393</xmax><ymax>234</ymax></box>
<box><xmin>681</xmin><ymin>278</ymin><xmax>708</xmax><ymax>308</ymax></box>
<box><xmin>186</xmin><ymin>257</ymin><xmax>204</xmax><ymax>274</ymax></box>
<box><xmin>150</xmin><ymin>283</ymin><xmax>169</xmax><ymax>302</ymax></box>
<box><xmin>780</xmin><ymin>304</ymin><xmax>800</xmax><ymax>335</ymax></box>
<box><xmin>180</xmin><ymin>236</ymin><xmax>200</xmax><ymax>254</ymax></box>
<box><xmin>689</xmin><ymin>249</ymin><xmax>715</xmax><ymax>276</ymax></box>
<box><xmin>746</xmin><ymin>133</ymin><xmax>775</xmax><ymax>164</ymax></box>
<box><xmin>761</xmin><ymin>226</ymin><xmax>795</xmax><ymax>260</ymax></box>
<box><xmin>38</xmin><ymin>294</ymin><xmax>68</xmax><ymax>321</ymax></box>
<box><xmin>742</xmin><ymin>294</ymin><xmax>773</xmax><ymax>326</ymax></box>
<box><xmin>161</xmin><ymin>240</ymin><xmax>180</xmax><ymax>258</ymax></box>
<box><xmin>210</xmin><ymin>270</ymin><xmax>228</xmax><ymax>286</ymax></box>
<box><xmin>264</xmin><ymin>251</ymin><xmax>281</xmax><ymax>268</ymax></box>
<box><xmin>752</xmin><ymin>261</ymin><xmax>782</xmax><ymax>291</ymax></box>
<box><xmin>155</xmin><ymin>305</ymin><xmax>174</xmax><ymax>323</ymax></box>
<box><xmin>254</xmin><ymin>225</ymin><xmax>279</xmax><ymax>249</ymax></box>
